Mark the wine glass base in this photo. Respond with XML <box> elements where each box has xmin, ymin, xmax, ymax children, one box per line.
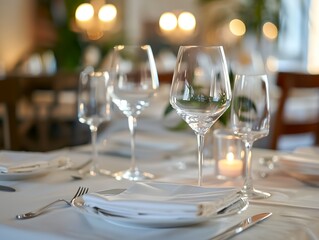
<box><xmin>240</xmin><ymin>188</ymin><xmax>271</xmax><ymax>199</ymax></box>
<box><xmin>113</xmin><ymin>168</ymin><xmax>154</xmax><ymax>181</ymax></box>
<box><xmin>82</xmin><ymin>168</ymin><xmax>112</xmax><ymax>177</ymax></box>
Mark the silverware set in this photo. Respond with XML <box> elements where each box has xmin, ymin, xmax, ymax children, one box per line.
<box><xmin>16</xmin><ymin>186</ymin><xmax>89</xmax><ymax>220</ymax></box>
<box><xmin>3</xmin><ymin>156</ymin><xmax>272</xmax><ymax>237</ymax></box>
<box><xmin>11</xmin><ymin>184</ymin><xmax>272</xmax><ymax>239</ymax></box>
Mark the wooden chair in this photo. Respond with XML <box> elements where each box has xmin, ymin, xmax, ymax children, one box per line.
<box><xmin>158</xmin><ymin>72</ymin><xmax>173</xmax><ymax>84</ymax></box>
<box><xmin>271</xmin><ymin>71</ymin><xmax>319</xmax><ymax>149</ymax></box>
<box><xmin>19</xmin><ymin>73</ymin><xmax>80</xmax><ymax>151</ymax></box>
<box><xmin>0</xmin><ymin>78</ymin><xmax>21</xmax><ymax>150</ymax></box>
<box><xmin>0</xmin><ymin>72</ymin><xmax>90</xmax><ymax>151</ymax></box>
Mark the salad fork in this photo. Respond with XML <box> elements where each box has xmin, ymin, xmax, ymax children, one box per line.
<box><xmin>16</xmin><ymin>186</ymin><xmax>89</xmax><ymax>219</ymax></box>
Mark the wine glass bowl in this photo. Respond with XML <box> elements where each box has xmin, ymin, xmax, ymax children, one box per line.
<box><xmin>170</xmin><ymin>46</ymin><xmax>232</xmax><ymax>186</ymax></box>
<box><xmin>78</xmin><ymin>67</ymin><xmax>112</xmax><ymax>176</ymax></box>
<box><xmin>230</xmin><ymin>74</ymin><xmax>271</xmax><ymax>199</ymax></box>
<box><xmin>109</xmin><ymin>45</ymin><xmax>159</xmax><ymax>181</ymax></box>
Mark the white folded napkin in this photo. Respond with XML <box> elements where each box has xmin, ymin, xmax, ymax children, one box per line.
<box><xmin>82</xmin><ymin>182</ymin><xmax>241</xmax><ymax>220</ymax></box>
<box><xmin>0</xmin><ymin>151</ymin><xmax>69</xmax><ymax>173</ymax></box>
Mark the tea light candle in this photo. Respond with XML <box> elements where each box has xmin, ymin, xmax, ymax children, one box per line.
<box><xmin>218</xmin><ymin>152</ymin><xmax>243</xmax><ymax>178</ymax></box>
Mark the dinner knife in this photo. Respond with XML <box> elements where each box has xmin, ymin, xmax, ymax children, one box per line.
<box><xmin>210</xmin><ymin>212</ymin><xmax>272</xmax><ymax>240</ymax></box>
<box><xmin>0</xmin><ymin>185</ymin><xmax>16</xmax><ymax>192</ymax></box>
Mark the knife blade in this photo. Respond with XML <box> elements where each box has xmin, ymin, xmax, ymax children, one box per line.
<box><xmin>0</xmin><ymin>185</ymin><xmax>16</xmax><ymax>192</ymax></box>
<box><xmin>211</xmin><ymin>212</ymin><xmax>272</xmax><ymax>240</ymax></box>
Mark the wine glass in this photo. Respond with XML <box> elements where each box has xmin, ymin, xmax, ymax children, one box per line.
<box><xmin>170</xmin><ymin>46</ymin><xmax>232</xmax><ymax>186</ymax></box>
<box><xmin>78</xmin><ymin>67</ymin><xmax>112</xmax><ymax>176</ymax></box>
<box><xmin>230</xmin><ymin>74</ymin><xmax>271</xmax><ymax>199</ymax></box>
<box><xmin>108</xmin><ymin>45</ymin><xmax>159</xmax><ymax>181</ymax></box>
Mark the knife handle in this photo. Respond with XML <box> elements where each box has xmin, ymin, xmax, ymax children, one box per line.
<box><xmin>211</xmin><ymin>223</ymin><xmax>242</xmax><ymax>240</ymax></box>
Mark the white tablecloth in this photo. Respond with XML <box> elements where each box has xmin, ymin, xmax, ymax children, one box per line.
<box><xmin>1</xmin><ymin>137</ymin><xmax>319</xmax><ymax>240</ymax></box>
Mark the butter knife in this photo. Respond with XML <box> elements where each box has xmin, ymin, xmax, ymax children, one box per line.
<box><xmin>211</xmin><ymin>212</ymin><xmax>272</xmax><ymax>240</ymax></box>
<box><xmin>0</xmin><ymin>185</ymin><xmax>16</xmax><ymax>192</ymax></box>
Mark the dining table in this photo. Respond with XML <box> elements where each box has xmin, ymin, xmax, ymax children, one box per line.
<box><xmin>1</xmin><ymin>85</ymin><xmax>319</xmax><ymax>240</ymax></box>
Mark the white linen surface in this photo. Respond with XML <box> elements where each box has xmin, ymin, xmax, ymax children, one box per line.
<box><xmin>82</xmin><ymin>182</ymin><xmax>240</xmax><ymax>219</ymax></box>
<box><xmin>92</xmin><ymin>117</ymin><xmax>196</xmax><ymax>160</ymax></box>
<box><xmin>109</xmin><ymin>130</ymin><xmax>189</xmax><ymax>151</ymax></box>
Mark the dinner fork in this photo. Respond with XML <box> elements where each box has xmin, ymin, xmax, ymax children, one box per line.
<box><xmin>16</xmin><ymin>186</ymin><xmax>89</xmax><ymax>219</ymax></box>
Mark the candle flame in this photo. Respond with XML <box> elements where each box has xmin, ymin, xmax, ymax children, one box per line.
<box><xmin>226</xmin><ymin>152</ymin><xmax>234</xmax><ymax>161</ymax></box>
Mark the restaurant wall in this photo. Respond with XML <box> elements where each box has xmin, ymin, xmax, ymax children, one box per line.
<box><xmin>0</xmin><ymin>0</ymin><xmax>35</xmax><ymax>72</ymax></box>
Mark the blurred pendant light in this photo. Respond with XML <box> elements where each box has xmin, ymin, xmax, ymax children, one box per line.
<box><xmin>159</xmin><ymin>11</ymin><xmax>197</xmax><ymax>43</ymax></box>
<box><xmin>75</xmin><ymin>0</ymin><xmax>117</xmax><ymax>40</ymax></box>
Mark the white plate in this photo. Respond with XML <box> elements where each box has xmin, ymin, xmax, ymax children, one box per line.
<box><xmin>0</xmin><ymin>151</ymin><xmax>70</xmax><ymax>181</ymax></box>
<box><xmin>72</xmin><ymin>189</ymin><xmax>248</xmax><ymax>229</ymax></box>
<box><xmin>0</xmin><ymin>168</ymin><xmax>52</xmax><ymax>181</ymax></box>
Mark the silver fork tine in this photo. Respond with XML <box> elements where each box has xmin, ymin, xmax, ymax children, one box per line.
<box><xmin>72</xmin><ymin>186</ymin><xmax>83</xmax><ymax>200</ymax></box>
<box><xmin>82</xmin><ymin>187</ymin><xmax>88</xmax><ymax>195</ymax></box>
<box><xmin>72</xmin><ymin>187</ymin><xmax>89</xmax><ymax>202</ymax></box>
<box><xmin>77</xmin><ymin>187</ymin><xmax>84</xmax><ymax>198</ymax></box>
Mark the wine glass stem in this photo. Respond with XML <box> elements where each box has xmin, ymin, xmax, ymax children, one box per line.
<box><xmin>90</xmin><ymin>126</ymin><xmax>99</xmax><ymax>174</ymax></box>
<box><xmin>243</xmin><ymin>140</ymin><xmax>254</xmax><ymax>194</ymax></box>
<box><xmin>128</xmin><ymin>115</ymin><xmax>137</xmax><ymax>171</ymax></box>
<box><xmin>196</xmin><ymin>133</ymin><xmax>205</xmax><ymax>186</ymax></box>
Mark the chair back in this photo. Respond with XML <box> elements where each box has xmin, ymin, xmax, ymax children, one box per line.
<box><xmin>158</xmin><ymin>72</ymin><xmax>173</xmax><ymax>84</ymax></box>
<box><xmin>271</xmin><ymin>71</ymin><xmax>319</xmax><ymax>149</ymax></box>
<box><xmin>0</xmin><ymin>78</ymin><xmax>21</xmax><ymax>150</ymax></box>
<box><xmin>0</xmin><ymin>72</ymin><xmax>83</xmax><ymax>151</ymax></box>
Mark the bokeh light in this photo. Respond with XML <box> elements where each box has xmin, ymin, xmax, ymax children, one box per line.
<box><xmin>266</xmin><ymin>56</ymin><xmax>279</xmax><ymax>72</ymax></box>
<box><xmin>178</xmin><ymin>12</ymin><xmax>196</xmax><ymax>31</ymax></box>
<box><xmin>263</xmin><ymin>22</ymin><xmax>278</xmax><ymax>40</ymax></box>
<box><xmin>159</xmin><ymin>12</ymin><xmax>177</xmax><ymax>31</ymax></box>
<box><xmin>75</xmin><ymin>3</ymin><xmax>94</xmax><ymax>22</ymax></box>
<box><xmin>98</xmin><ymin>4</ymin><xmax>117</xmax><ymax>22</ymax></box>
<box><xmin>229</xmin><ymin>19</ymin><xmax>246</xmax><ymax>37</ymax></box>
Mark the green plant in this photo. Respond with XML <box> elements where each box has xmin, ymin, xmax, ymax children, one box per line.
<box><xmin>177</xmin><ymin>84</ymin><xmax>228</xmax><ymax>109</ymax></box>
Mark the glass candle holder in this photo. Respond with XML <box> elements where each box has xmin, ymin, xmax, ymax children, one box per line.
<box><xmin>213</xmin><ymin>129</ymin><xmax>244</xmax><ymax>179</ymax></box>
